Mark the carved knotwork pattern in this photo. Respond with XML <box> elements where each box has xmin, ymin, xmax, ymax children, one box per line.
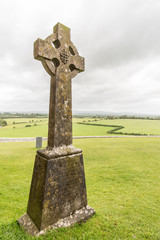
<box><xmin>60</xmin><ymin>49</ymin><xmax>69</xmax><ymax>64</ymax></box>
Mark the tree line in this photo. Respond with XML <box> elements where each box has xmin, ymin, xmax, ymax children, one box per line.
<box><xmin>0</xmin><ymin>112</ymin><xmax>48</xmax><ymax>119</ymax></box>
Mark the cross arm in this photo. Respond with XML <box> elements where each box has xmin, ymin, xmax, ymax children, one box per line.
<box><xmin>70</xmin><ymin>55</ymin><xmax>85</xmax><ymax>72</ymax></box>
<box><xmin>34</xmin><ymin>38</ymin><xmax>59</xmax><ymax>61</ymax></box>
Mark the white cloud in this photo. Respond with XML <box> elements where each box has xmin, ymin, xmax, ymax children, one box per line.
<box><xmin>0</xmin><ymin>0</ymin><xmax>160</xmax><ymax>114</ymax></box>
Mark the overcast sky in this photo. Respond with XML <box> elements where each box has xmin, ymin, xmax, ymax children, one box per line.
<box><xmin>0</xmin><ymin>0</ymin><xmax>160</xmax><ymax>115</ymax></box>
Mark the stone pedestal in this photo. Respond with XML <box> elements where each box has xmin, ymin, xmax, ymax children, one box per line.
<box><xmin>17</xmin><ymin>145</ymin><xmax>95</xmax><ymax>236</ymax></box>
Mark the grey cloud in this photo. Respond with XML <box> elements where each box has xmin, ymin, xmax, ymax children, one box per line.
<box><xmin>0</xmin><ymin>0</ymin><xmax>160</xmax><ymax>114</ymax></box>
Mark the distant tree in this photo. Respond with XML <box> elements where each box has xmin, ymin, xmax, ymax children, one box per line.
<box><xmin>0</xmin><ymin>120</ymin><xmax>7</xmax><ymax>126</ymax></box>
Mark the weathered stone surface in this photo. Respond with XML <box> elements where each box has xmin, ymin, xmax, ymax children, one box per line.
<box><xmin>36</xmin><ymin>137</ymin><xmax>42</xmax><ymax>148</ymax></box>
<box><xmin>27</xmin><ymin>152</ymin><xmax>87</xmax><ymax>230</ymax></box>
<box><xmin>34</xmin><ymin>22</ymin><xmax>84</xmax><ymax>148</ymax></box>
<box><xmin>18</xmin><ymin>205</ymin><xmax>95</xmax><ymax>237</ymax></box>
<box><xmin>38</xmin><ymin>144</ymin><xmax>82</xmax><ymax>159</ymax></box>
<box><xmin>17</xmin><ymin>22</ymin><xmax>95</xmax><ymax>236</ymax></box>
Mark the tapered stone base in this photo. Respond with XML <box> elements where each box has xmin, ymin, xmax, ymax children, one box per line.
<box><xmin>18</xmin><ymin>205</ymin><xmax>95</xmax><ymax>236</ymax></box>
<box><xmin>18</xmin><ymin>145</ymin><xmax>95</xmax><ymax>236</ymax></box>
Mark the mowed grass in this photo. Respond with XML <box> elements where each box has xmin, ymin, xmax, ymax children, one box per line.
<box><xmin>0</xmin><ymin>118</ymin><xmax>113</xmax><ymax>137</ymax></box>
<box><xmin>0</xmin><ymin>138</ymin><xmax>160</xmax><ymax>239</ymax></box>
<box><xmin>1</xmin><ymin>118</ymin><xmax>160</xmax><ymax>137</ymax></box>
<box><xmin>87</xmin><ymin>119</ymin><xmax>160</xmax><ymax>135</ymax></box>
<box><xmin>0</xmin><ymin>118</ymin><xmax>48</xmax><ymax>138</ymax></box>
<box><xmin>73</xmin><ymin>123</ymin><xmax>113</xmax><ymax>136</ymax></box>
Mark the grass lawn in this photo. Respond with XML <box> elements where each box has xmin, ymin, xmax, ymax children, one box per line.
<box><xmin>84</xmin><ymin>119</ymin><xmax>160</xmax><ymax>135</ymax></box>
<box><xmin>0</xmin><ymin>118</ymin><xmax>113</xmax><ymax>138</ymax></box>
<box><xmin>0</xmin><ymin>118</ymin><xmax>48</xmax><ymax>138</ymax></box>
<box><xmin>1</xmin><ymin>118</ymin><xmax>160</xmax><ymax>137</ymax></box>
<box><xmin>0</xmin><ymin>138</ymin><xmax>160</xmax><ymax>239</ymax></box>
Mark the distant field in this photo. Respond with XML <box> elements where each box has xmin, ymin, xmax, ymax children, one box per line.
<box><xmin>0</xmin><ymin>118</ymin><xmax>112</xmax><ymax>137</ymax></box>
<box><xmin>76</xmin><ymin>118</ymin><xmax>160</xmax><ymax>135</ymax></box>
<box><xmin>0</xmin><ymin>118</ymin><xmax>160</xmax><ymax>137</ymax></box>
<box><xmin>0</xmin><ymin>138</ymin><xmax>160</xmax><ymax>239</ymax></box>
<box><xmin>0</xmin><ymin>118</ymin><xmax>48</xmax><ymax>137</ymax></box>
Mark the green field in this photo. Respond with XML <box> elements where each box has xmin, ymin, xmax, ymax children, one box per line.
<box><xmin>83</xmin><ymin>119</ymin><xmax>160</xmax><ymax>135</ymax></box>
<box><xmin>0</xmin><ymin>118</ymin><xmax>160</xmax><ymax>137</ymax></box>
<box><xmin>0</xmin><ymin>118</ymin><xmax>113</xmax><ymax>137</ymax></box>
<box><xmin>0</xmin><ymin>118</ymin><xmax>48</xmax><ymax>137</ymax></box>
<box><xmin>0</xmin><ymin>138</ymin><xmax>160</xmax><ymax>239</ymax></box>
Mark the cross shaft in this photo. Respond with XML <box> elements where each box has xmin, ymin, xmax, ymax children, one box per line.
<box><xmin>34</xmin><ymin>23</ymin><xmax>85</xmax><ymax>148</ymax></box>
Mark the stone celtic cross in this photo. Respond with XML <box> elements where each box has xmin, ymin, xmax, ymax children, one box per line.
<box><xmin>34</xmin><ymin>22</ymin><xmax>84</xmax><ymax>148</ymax></box>
<box><xmin>18</xmin><ymin>23</ymin><xmax>95</xmax><ymax>236</ymax></box>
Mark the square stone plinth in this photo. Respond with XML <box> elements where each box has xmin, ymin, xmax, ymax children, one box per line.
<box><xmin>18</xmin><ymin>147</ymin><xmax>95</xmax><ymax>236</ymax></box>
<box><xmin>18</xmin><ymin>205</ymin><xmax>95</xmax><ymax>236</ymax></box>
